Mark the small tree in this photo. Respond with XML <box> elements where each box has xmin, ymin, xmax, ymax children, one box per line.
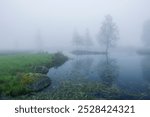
<box><xmin>97</xmin><ymin>15</ymin><xmax>119</xmax><ymax>53</ymax></box>
<box><xmin>84</xmin><ymin>28</ymin><xmax>93</xmax><ymax>47</ymax></box>
<box><xmin>142</xmin><ymin>20</ymin><xmax>150</xmax><ymax>46</ymax></box>
<box><xmin>72</xmin><ymin>30</ymin><xmax>84</xmax><ymax>49</ymax></box>
<box><xmin>36</xmin><ymin>29</ymin><xmax>43</xmax><ymax>52</ymax></box>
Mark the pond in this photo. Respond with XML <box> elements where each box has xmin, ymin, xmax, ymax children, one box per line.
<box><xmin>47</xmin><ymin>52</ymin><xmax>150</xmax><ymax>99</ymax></box>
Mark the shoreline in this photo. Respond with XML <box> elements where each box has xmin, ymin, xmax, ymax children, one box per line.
<box><xmin>0</xmin><ymin>52</ymin><xmax>68</xmax><ymax>99</ymax></box>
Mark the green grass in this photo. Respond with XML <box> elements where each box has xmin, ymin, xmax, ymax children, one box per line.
<box><xmin>0</xmin><ymin>52</ymin><xmax>53</xmax><ymax>97</ymax></box>
<box><xmin>0</xmin><ymin>53</ymin><xmax>52</xmax><ymax>75</ymax></box>
<box><xmin>0</xmin><ymin>52</ymin><xmax>146</xmax><ymax>100</ymax></box>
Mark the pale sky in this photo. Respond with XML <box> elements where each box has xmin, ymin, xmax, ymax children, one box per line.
<box><xmin>0</xmin><ymin>0</ymin><xmax>150</xmax><ymax>50</ymax></box>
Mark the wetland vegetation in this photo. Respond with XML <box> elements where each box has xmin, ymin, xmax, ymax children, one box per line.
<box><xmin>1</xmin><ymin>1</ymin><xmax>150</xmax><ymax>100</ymax></box>
<box><xmin>0</xmin><ymin>52</ymin><xmax>68</xmax><ymax>99</ymax></box>
<box><xmin>7</xmin><ymin>51</ymin><xmax>149</xmax><ymax>100</ymax></box>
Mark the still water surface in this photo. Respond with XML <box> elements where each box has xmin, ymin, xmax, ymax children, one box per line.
<box><xmin>47</xmin><ymin>52</ymin><xmax>150</xmax><ymax>99</ymax></box>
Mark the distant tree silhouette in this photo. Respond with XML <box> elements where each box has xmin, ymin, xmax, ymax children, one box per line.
<box><xmin>84</xmin><ymin>28</ymin><xmax>93</xmax><ymax>48</ymax></box>
<box><xmin>142</xmin><ymin>20</ymin><xmax>150</xmax><ymax>46</ymax></box>
<box><xmin>97</xmin><ymin>15</ymin><xmax>119</xmax><ymax>53</ymax></box>
<box><xmin>36</xmin><ymin>29</ymin><xmax>43</xmax><ymax>52</ymax></box>
<box><xmin>72</xmin><ymin>30</ymin><xmax>84</xmax><ymax>49</ymax></box>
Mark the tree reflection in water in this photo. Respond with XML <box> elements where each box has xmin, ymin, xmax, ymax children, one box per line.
<box><xmin>69</xmin><ymin>56</ymin><xmax>94</xmax><ymax>82</ymax></box>
<box><xmin>97</xmin><ymin>54</ymin><xmax>119</xmax><ymax>87</ymax></box>
<box><xmin>141</xmin><ymin>55</ymin><xmax>150</xmax><ymax>83</ymax></box>
<box><xmin>141</xmin><ymin>55</ymin><xmax>150</xmax><ymax>98</ymax></box>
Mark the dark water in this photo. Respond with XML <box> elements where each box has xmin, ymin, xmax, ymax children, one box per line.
<box><xmin>47</xmin><ymin>52</ymin><xmax>150</xmax><ymax>99</ymax></box>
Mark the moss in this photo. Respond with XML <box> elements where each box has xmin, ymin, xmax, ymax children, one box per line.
<box><xmin>20</xmin><ymin>73</ymin><xmax>41</xmax><ymax>85</ymax></box>
<box><xmin>0</xmin><ymin>53</ymin><xmax>55</xmax><ymax>97</ymax></box>
<box><xmin>19</xmin><ymin>73</ymin><xmax>51</xmax><ymax>92</ymax></box>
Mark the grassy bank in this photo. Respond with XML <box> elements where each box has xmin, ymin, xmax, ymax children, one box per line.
<box><xmin>0</xmin><ymin>53</ymin><xmax>52</xmax><ymax>75</ymax></box>
<box><xmin>0</xmin><ymin>52</ymin><xmax>68</xmax><ymax>97</ymax></box>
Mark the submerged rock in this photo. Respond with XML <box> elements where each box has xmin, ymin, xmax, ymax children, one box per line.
<box><xmin>21</xmin><ymin>73</ymin><xmax>51</xmax><ymax>92</ymax></box>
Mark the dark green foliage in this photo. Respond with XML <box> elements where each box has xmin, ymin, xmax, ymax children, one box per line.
<box><xmin>50</xmin><ymin>52</ymin><xmax>68</xmax><ymax>68</ymax></box>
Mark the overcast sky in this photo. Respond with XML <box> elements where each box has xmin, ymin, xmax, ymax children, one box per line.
<box><xmin>0</xmin><ymin>0</ymin><xmax>150</xmax><ymax>50</ymax></box>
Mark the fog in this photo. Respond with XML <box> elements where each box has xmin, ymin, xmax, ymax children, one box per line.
<box><xmin>0</xmin><ymin>0</ymin><xmax>150</xmax><ymax>51</ymax></box>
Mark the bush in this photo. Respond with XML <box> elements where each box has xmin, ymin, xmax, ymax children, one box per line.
<box><xmin>51</xmin><ymin>52</ymin><xmax>68</xmax><ymax>67</ymax></box>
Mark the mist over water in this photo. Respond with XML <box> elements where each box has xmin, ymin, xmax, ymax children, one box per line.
<box><xmin>1</xmin><ymin>1</ymin><xmax>150</xmax><ymax>99</ymax></box>
<box><xmin>0</xmin><ymin>0</ymin><xmax>150</xmax><ymax>52</ymax></box>
<box><xmin>47</xmin><ymin>52</ymin><xmax>150</xmax><ymax>99</ymax></box>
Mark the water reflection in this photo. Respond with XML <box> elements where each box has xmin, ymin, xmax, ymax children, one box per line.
<box><xmin>70</xmin><ymin>57</ymin><xmax>94</xmax><ymax>81</ymax></box>
<box><xmin>97</xmin><ymin>54</ymin><xmax>119</xmax><ymax>87</ymax></box>
<box><xmin>141</xmin><ymin>55</ymin><xmax>150</xmax><ymax>83</ymax></box>
<box><xmin>48</xmin><ymin>53</ymin><xmax>119</xmax><ymax>88</ymax></box>
<box><xmin>134</xmin><ymin>55</ymin><xmax>150</xmax><ymax>99</ymax></box>
<box><xmin>46</xmin><ymin>53</ymin><xmax>150</xmax><ymax>99</ymax></box>
<box><xmin>141</xmin><ymin>55</ymin><xmax>150</xmax><ymax>95</ymax></box>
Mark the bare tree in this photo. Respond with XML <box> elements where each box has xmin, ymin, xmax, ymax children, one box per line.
<box><xmin>142</xmin><ymin>20</ymin><xmax>150</xmax><ymax>46</ymax></box>
<box><xmin>84</xmin><ymin>28</ymin><xmax>93</xmax><ymax>47</ymax></box>
<box><xmin>36</xmin><ymin>29</ymin><xmax>43</xmax><ymax>52</ymax></box>
<box><xmin>72</xmin><ymin>30</ymin><xmax>84</xmax><ymax>49</ymax></box>
<box><xmin>97</xmin><ymin>15</ymin><xmax>119</xmax><ymax>54</ymax></box>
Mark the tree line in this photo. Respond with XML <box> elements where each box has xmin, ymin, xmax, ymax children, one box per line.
<box><xmin>72</xmin><ymin>15</ymin><xmax>119</xmax><ymax>54</ymax></box>
<box><xmin>73</xmin><ymin>14</ymin><xmax>150</xmax><ymax>54</ymax></box>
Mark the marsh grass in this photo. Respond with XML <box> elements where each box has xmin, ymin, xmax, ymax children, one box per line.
<box><xmin>17</xmin><ymin>78</ymin><xmax>121</xmax><ymax>100</ymax></box>
<box><xmin>16</xmin><ymin>77</ymin><xmax>148</xmax><ymax>100</ymax></box>
<box><xmin>0</xmin><ymin>53</ymin><xmax>53</xmax><ymax>97</ymax></box>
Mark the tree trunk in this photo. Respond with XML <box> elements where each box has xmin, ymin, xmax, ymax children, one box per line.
<box><xmin>106</xmin><ymin>41</ymin><xmax>109</xmax><ymax>54</ymax></box>
<box><xmin>106</xmin><ymin>51</ymin><xmax>109</xmax><ymax>64</ymax></box>
<box><xmin>106</xmin><ymin>41</ymin><xmax>109</xmax><ymax>64</ymax></box>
